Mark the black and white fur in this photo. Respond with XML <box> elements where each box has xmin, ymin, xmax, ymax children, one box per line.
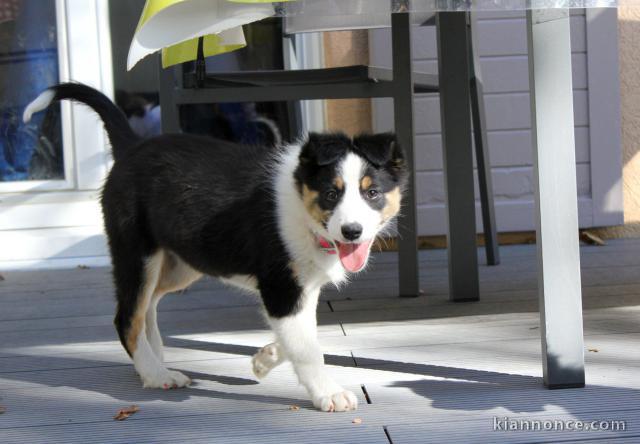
<box><xmin>24</xmin><ymin>83</ymin><xmax>408</xmax><ymax>412</ymax></box>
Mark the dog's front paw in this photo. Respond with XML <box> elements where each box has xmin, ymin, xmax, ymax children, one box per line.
<box><xmin>313</xmin><ymin>390</ymin><xmax>358</xmax><ymax>412</ymax></box>
<box><xmin>252</xmin><ymin>343</ymin><xmax>284</xmax><ymax>379</ymax></box>
<box><xmin>142</xmin><ymin>369</ymin><xmax>191</xmax><ymax>389</ymax></box>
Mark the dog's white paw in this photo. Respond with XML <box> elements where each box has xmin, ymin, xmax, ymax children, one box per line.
<box><xmin>142</xmin><ymin>369</ymin><xmax>191</xmax><ymax>389</ymax></box>
<box><xmin>313</xmin><ymin>390</ymin><xmax>358</xmax><ymax>412</ymax></box>
<box><xmin>252</xmin><ymin>343</ymin><xmax>284</xmax><ymax>379</ymax></box>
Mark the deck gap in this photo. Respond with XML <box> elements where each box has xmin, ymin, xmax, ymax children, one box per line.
<box><xmin>360</xmin><ymin>384</ymin><xmax>372</xmax><ymax>404</ymax></box>
<box><xmin>383</xmin><ymin>426</ymin><xmax>394</xmax><ymax>444</ymax></box>
<box><xmin>350</xmin><ymin>351</ymin><xmax>358</xmax><ymax>367</ymax></box>
<box><xmin>340</xmin><ymin>323</ymin><xmax>347</xmax><ymax>336</ymax></box>
<box><xmin>327</xmin><ymin>301</ymin><xmax>335</xmax><ymax>312</ymax></box>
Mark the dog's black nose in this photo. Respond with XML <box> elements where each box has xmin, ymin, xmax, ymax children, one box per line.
<box><xmin>341</xmin><ymin>223</ymin><xmax>363</xmax><ymax>241</ymax></box>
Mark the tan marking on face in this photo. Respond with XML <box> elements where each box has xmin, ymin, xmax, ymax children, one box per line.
<box><xmin>360</xmin><ymin>175</ymin><xmax>372</xmax><ymax>190</ymax></box>
<box><xmin>382</xmin><ymin>187</ymin><xmax>402</xmax><ymax>222</ymax></box>
<box><xmin>302</xmin><ymin>185</ymin><xmax>330</xmax><ymax>225</ymax></box>
<box><xmin>333</xmin><ymin>176</ymin><xmax>344</xmax><ymax>190</ymax></box>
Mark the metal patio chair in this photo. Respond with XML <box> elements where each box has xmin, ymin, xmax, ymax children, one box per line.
<box><xmin>158</xmin><ymin>11</ymin><xmax>499</xmax><ymax>300</ymax></box>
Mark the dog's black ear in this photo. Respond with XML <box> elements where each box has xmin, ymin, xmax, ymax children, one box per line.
<box><xmin>353</xmin><ymin>133</ymin><xmax>405</xmax><ymax>170</ymax></box>
<box><xmin>300</xmin><ymin>133</ymin><xmax>350</xmax><ymax>166</ymax></box>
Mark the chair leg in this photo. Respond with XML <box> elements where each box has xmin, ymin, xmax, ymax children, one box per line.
<box><xmin>158</xmin><ymin>61</ymin><xmax>181</xmax><ymax>134</ymax></box>
<box><xmin>468</xmin><ymin>13</ymin><xmax>500</xmax><ymax>266</ymax></box>
<box><xmin>436</xmin><ymin>12</ymin><xmax>480</xmax><ymax>302</ymax></box>
<box><xmin>287</xmin><ymin>100</ymin><xmax>304</xmax><ymax>141</ymax></box>
<box><xmin>392</xmin><ymin>12</ymin><xmax>420</xmax><ymax>298</ymax></box>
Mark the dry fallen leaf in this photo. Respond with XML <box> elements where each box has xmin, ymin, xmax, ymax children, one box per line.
<box><xmin>0</xmin><ymin>273</ymin><xmax>5</xmax><ymax>281</ymax></box>
<box><xmin>588</xmin><ymin>348</ymin><xmax>599</xmax><ymax>353</ymax></box>
<box><xmin>113</xmin><ymin>405</ymin><xmax>139</xmax><ymax>421</ymax></box>
<box><xmin>288</xmin><ymin>405</ymin><xmax>300</xmax><ymax>411</ymax></box>
<box><xmin>77</xmin><ymin>265</ymin><xmax>90</xmax><ymax>270</ymax></box>
<box><xmin>0</xmin><ymin>406</ymin><xmax>6</xmax><ymax>414</ymax></box>
<box><xmin>580</xmin><ymin>231</ymin><xmax>605</xmax><ymax>246</ymax></box>
<box><xmin>352</xmin><ymin>418</ymin><xmax>362</xmax><ymax>424</ymax></box>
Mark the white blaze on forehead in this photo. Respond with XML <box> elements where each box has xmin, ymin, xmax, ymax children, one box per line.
<box><xmin>339</xmin><ymin>152</ymin><xmax>365</xmax><ymax>191</ymax></box>
<box><xmin>327</xmin><ymin>153</ymin><xmax>382</xmax><ymax>243</ymax></box>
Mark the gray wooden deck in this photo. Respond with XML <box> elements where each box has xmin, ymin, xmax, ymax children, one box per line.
<box><xmin>1</xmin><ymin>239</ymin><xmax>639</xmax><ymax>443</ymax></box>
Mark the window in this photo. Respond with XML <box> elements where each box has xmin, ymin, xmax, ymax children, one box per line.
<box><xmin>0</xmin><ymin>0</ymin><xmax>64</xmax><ymax>184</ymax></box>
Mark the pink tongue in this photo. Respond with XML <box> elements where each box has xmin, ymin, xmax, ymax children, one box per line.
<box><xmin>337</xmin><ymin>241</ymin><xmax>372</xmax><ymax>272</ymax></box>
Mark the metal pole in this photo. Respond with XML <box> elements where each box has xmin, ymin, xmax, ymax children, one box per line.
<box><xmin>437</xmin><ymin>12</ymin><xmax>480</xmax><ymax>302</ymax></box>
<box><xmin>392</xmin><ymin>12</ymin><xmax>420</xmax><ymax>297</ymax></box>
<box><xmin>527</xmin><ymin>9</ymin><xmax>585</xmax><ymax>388</ymax></box>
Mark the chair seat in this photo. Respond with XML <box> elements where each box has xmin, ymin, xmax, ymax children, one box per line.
<box><xmin>182</xmin><ymin>65</ymin><xmax>439</xmax><ymax>93</ymax></box>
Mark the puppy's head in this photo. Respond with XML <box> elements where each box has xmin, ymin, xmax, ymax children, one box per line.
<box><xmin>294</xmin><ymin>132</ymin><xmax>408</xmax><ymax>273</ymax></box>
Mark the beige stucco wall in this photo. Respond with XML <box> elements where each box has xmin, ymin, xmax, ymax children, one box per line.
<box><xmin>322</xmin><ymin>30</ymin><xmax>373</xmax><ymax>136</ymax></box>
<box><xmin>593</xmin><ymin>8</ymin><xmax>640</xmax><ymax>239</ymax></box>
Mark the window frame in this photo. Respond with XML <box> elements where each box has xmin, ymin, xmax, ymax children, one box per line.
<box><xmin>0</xmin><ymin>0</ymin><xmax>113</xmax><ymax>194</ymax></box>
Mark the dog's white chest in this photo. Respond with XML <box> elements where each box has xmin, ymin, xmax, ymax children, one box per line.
<box><xmin>219</xmin><ymin>274</ymin><xmax>259</xmax><ymax>294</ymax></box>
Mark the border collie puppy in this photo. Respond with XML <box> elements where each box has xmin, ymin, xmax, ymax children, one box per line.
<box><xmin>24</xmin><ymin>83</ymin><xmax>408</xmax><ymax>412</ymax></box>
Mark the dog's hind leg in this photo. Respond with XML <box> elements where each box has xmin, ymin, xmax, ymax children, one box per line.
<box><xmin>114</xmin><ymin>250</ymin><xmax>191</xmax><ymax>389</ymax></box>
<box><xmin>146</xmin><ymin>252</ymin><xmax>202</xmax><ymax>362</ymax></box>
<box><xmin>251</xmin><ymin>343</ymin><xmax>285</xmax><ymax>379</ymax></box>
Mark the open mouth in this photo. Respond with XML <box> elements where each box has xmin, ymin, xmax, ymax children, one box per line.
<box><xmin>335</xmin><ymin>241</ymin><xmax>372</xmax><ymax>273</ymax></box>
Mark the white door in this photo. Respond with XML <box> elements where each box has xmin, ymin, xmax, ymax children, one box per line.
<box><xmin>0</xmin><ymin>0</ymin><xmax>114</xmax><ymax>269</ymax></box>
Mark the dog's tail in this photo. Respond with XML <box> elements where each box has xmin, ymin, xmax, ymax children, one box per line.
<box><xmin>23</xmin><ymin>83</ymin><xmax>139</xmax><ymax>162</ymax></box>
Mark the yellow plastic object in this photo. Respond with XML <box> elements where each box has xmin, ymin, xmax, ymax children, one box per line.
<box><xmin>161</xmin><ymin>29</ymin><xmax>245</xmax><ymax>68</ymax></box>
<box><xmin>128</xmin><ymin>0</ymin><xmax>292</xmax><ymax>70</ymax></box>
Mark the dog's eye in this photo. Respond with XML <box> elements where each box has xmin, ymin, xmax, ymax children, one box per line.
<box><xmin>366</xmin><ymin>189</ymin><xmax>381</xmax><ymax>200</ymax></box>
<box><xmin>324</xmin><ymin>189</ymin><xmax>338</xmax><ymax>201</ymax></box>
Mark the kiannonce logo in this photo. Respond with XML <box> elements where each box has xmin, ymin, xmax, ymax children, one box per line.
<box><xmin>493</xmin><ymin>416</ymin><xmax>627</xmax><ymax>432</ymax></box>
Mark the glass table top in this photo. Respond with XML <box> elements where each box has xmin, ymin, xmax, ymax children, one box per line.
<box><xmin>129</xmin><ymin>0</ymin><xmax>638</xmax><ymax>69</ymax></box>
<box><xmin>277</xmin><ymin>0</ymin><xmax>633</xmax><ymax>34</ymax></box>
<box><xmin>273</xmin><ymin>0</ymin><xmax>633</xmax><ymax>15</ymax></box>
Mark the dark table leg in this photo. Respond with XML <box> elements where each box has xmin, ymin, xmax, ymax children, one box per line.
<box><xmin>159</xmin><ymin>62</ymin><xmax>181</xmax><ymax>134</ymax></box>
<box><xmin>391</xmin><ymin>12</ymin><xmax>420</xmax><ymax>298</ymax></box>
<box><xmin>436</xmin><ymin>12</ymin><xmax>480</xmax><ymax>302</ymax></box>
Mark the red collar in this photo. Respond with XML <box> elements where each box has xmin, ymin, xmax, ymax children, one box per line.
<box><xmin>316</xmin><ymin>234</ymin><xmax>337</xmax><ymax>255</ymax></box>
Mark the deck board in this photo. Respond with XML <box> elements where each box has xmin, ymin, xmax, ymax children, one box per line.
<box><xmin>1</xmin><ymin>239</ymin><xmax>640</xmax><ymax>443</ymax></box>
